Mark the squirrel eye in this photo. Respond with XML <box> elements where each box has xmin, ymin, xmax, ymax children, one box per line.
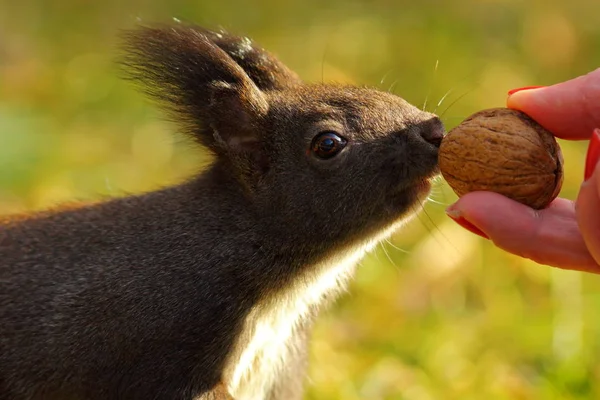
<box><xmin>311</xmin><ymin>131</ymin><xmax>347</xmax><ymax>159</ymax></box>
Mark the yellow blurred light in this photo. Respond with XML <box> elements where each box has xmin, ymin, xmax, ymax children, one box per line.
<box><xmin>522</xmin><ymin>10</ymin><xmax>579</xmax><ymax>69</ymax></box>
<box><xmin>408</xmin><ymin>219</ymin><xmax>482</xmax><ymax>280</ymax></box>
<box><xmin>131</xmin><ymin>122</ymin><xmax>175</xmax><ymax>171</ymax></box>
<box><xmin>31</xmin><ymin>174</ymin><xmax>75</xmax><ymax>210</ymax></box>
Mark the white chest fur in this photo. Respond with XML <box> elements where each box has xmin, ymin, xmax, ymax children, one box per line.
<box><xmin>222</xmin><ymin>217</ymin><xmax>415</xmax><ymax>399</ymax></box>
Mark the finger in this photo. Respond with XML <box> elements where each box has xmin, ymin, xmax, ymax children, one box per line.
<box><xmin>576</xmin><ymin>147</ymin><xmax>600</xmax><ymax>264</ymax></box>
<box><xmin>585</xmin><ymin>129</ymin><xmax>600</xmax><ymax>180</ymax></box>
<box><xmin>506</xmin><ymin>67</ymin><xmax>600</xmax><ymax>140</ymax></box>
<box><xmin>446</xmin><ymin>192</ymin><xmax>600</xmax><ymax>273</ymax></box>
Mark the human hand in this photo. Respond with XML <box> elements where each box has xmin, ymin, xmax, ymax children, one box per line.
<box><xmin>445</xmin><ymin>68</ymin><xmax>600</xmax><ymax>274</ymax></box>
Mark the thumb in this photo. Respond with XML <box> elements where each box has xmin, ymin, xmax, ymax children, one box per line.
<box><xmin>507</xmin><ymin>68</ymin><xmax>600</xmax><ymax>140</ymax></box>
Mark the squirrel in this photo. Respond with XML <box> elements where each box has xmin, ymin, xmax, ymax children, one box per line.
<box><xmin>0</xmin><ymin>21</ymin><xmax>444</xmax><ymax>400</ymax></box>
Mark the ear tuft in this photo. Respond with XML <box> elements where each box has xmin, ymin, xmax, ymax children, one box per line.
<box><xmin>184</xmin><ymin>25</ymin><xmax>303</xmax><ymax>91</ymax></box>
<box><xmin>118</xmin><ymin>24</ymin><xmax>269</xmax><ymax>155</ymax></box>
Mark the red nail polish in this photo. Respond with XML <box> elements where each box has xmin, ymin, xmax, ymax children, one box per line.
<box><xmin>447</xmin><ymin>215</ymin><xmax>489</xmax><ymax>239</ymax></box>
<box><xmin>507</xmin><ymin>86</ymin><xmax>545</xmax><ymax>96</ymax></box>
<box><xmin>584</xmin><ymin>128</ymin><xmax>600</xmax><ymax>180</ymax></box>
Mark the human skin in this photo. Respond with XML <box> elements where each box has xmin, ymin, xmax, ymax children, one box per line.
<box><xmin>445</xmin><ymin>68</ymin><xmax>600</xmax><ymax>274</ymax></box>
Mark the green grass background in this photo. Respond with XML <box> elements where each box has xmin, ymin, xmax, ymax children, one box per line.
<box><xmin>1</xmin><ymin>0</ymin><xmax>600</xmax><ymax>398</ymax></box>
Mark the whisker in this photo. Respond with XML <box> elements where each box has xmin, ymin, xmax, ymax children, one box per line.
<box><xmin>431</xmin><ymin>58</ymin><xmax>489</xmax><ymax>120</ymax></box>
<box><xmin>412</xmin><ymin>202</ymin><xmax>434</xmax><ymax>239</ymax></box>
<box><xmin>422</xmin><ymin>59</ymin><xmax>440</xmax><ymax>112</ymax></box>
<box><xmin>385</xmin><ymin>238</ymin><xmax>410</xmax><ymax>254</ymax></box>
<box><xmin>426</xmin><ymin>178</ymin><xmax>453</xmax><ymax>207</ymax></box>
<box><xmin>372</xmin><ymin>244</ymin><xmax>383</xmax><ymax>264</ymax></box>
<box><xmin>379</xmin><ymin>68</ymin><xmax>396</xmax><ymax>87</ymax></box>
<box><xmin>440</xmin><ymin>88</ymin><xmax>477</xmax><ymax>120</ymax></box>
<box><xmin>388</xmin><ymin>79</ymin><xmax>399</xmax><ymax>94</ymax></box>
<box><xmin>419</xmin><ymin>199</ymin><xmax>461</xmax><ymax>254</ymax></box>
<box><xmin>380</xmin><ymin>241</ymin><xmax>398</xmax><ymax>269</ymax></box>
<box><xmin>104</xmin><ymin>177</ymin><xmax>113</xmax><ymax>192</ymax></box>
<box><xmin>427</xmin><ymin>191</ymin><xmax>446</xmax><ymax>200</ymax></box>
<box><xmin>433</xmin><ymin>88</ymin><xmax>454</xmax><ymax>114</ymax></box>
<box><xmin>425</xmin><ymin>196</ymin><xmax>451</xmax><ymax>207</ymax></box>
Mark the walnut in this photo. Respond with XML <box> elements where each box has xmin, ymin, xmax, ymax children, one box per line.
<box><xmin>438</xmin><ymin>107</ymin><xmax>564</xmax><ymax>210</ymax></box>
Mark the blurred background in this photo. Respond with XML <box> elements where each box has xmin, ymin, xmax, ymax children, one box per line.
<box><xmin>1</xmin><ymin>0</ymin><xmax>600</xmax><ymax>398</ymax></box>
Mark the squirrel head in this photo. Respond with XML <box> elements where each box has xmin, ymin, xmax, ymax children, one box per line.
<box><xmin>120</xmin><ymin>22</ymin><xmax>443</xmax><ymax>247</ymax></box>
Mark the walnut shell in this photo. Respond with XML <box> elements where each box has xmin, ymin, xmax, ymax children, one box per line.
<box><xmin>438</xmin><ymin>107</ymin><xmax>564</xmax><ymax>210</ymax></box>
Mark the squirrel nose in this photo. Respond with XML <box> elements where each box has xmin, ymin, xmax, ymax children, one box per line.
<box><xmin>420</xmin><ymin>116</ymin><xmax>445</xmax><ymax>148</ymax></box>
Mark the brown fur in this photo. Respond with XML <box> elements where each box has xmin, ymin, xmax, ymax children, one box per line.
<box><xmin>0</xmin><ymin>22</ymin><xmax>444</xmax><ymax>399</ymax></box>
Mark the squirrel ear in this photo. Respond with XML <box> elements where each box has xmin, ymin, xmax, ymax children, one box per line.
<box><xmin>207</xmin><ymin>80</ymin><xmax>268</xmax><ymax>157</ymax></box>
<box><xmin>190</xmin><ymin>25</ymin><xmax>303</xmax><ymax>91</ymax></box>
<box><xmin>119</xmin><ymin>24</ymin><xmax>269</xmax><ymax>156</ymax></box>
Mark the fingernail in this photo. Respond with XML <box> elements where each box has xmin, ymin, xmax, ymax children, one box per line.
<box><xmin>446</xmin><ymin>208</ymin><xmax>489</xmax><ymax>239</ymax></box>
<box><xmin>584</xmin><ymin>128</ymin><xmax>600</xmax><ymax>180</ymax></box>
<box><xmin>507</xmin><ymin>85</ymin><xmax>545</xmax><ymax>96</ymax></box>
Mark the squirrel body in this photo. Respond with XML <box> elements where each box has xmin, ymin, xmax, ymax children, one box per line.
<box><xmin>0</xmin><ymin>22</ymin><xmax>444</xmax><ymax>399</ymax></box>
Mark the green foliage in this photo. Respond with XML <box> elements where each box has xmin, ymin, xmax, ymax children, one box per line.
<box><xmin>1</xmin><ymin>0</ymin><xmax>599</xmax><ymax>398</ymax></box>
